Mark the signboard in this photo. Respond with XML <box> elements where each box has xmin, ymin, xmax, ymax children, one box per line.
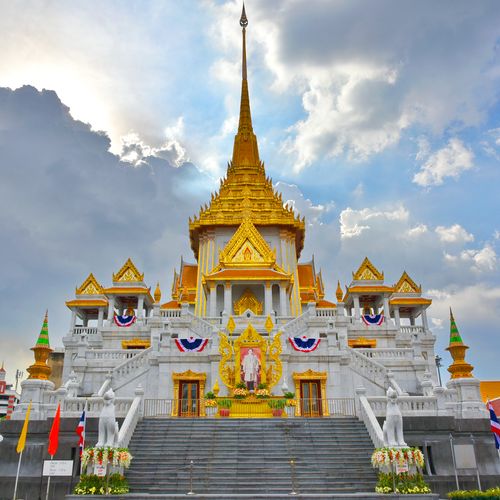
<box><xmin>43</xmin><ymin>460</ymin><xmax>73</xmax><ymax>477</ymax></box>
<box><xmin>396</xmin><ymin>461</ymin><xmax>409</xmax><ymax>474</ymax></box>
<box><xmin>454</xmin><ymin>444</ymin><xmax>477</xmax><ymax>469</ymax></box>
<box><xmin>94</xmin><ymin>464</ymin><xmax>107</xmax><ymax>477</ymax></box>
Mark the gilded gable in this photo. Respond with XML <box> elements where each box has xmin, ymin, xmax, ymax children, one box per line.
<box><xmin>113</xmin><ymin>258</ymin><xmax>144</xmax><ymax>283</ymax></box>
<box><xmin>393</xmin><ymin>271</ymin><xmax>421</xmax><ymax>294</ymax></box>
<box><xmin>353</xmin><ymin>257</ymin><xmax>384</xmax><ymax>281</ymax></box>
<box><xmin>76</xmin><ymin>273</ymin><xmax>103</xmax><ymax>295</ymax></box>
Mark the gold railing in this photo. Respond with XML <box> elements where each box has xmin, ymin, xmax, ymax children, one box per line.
<box><xmin>143</xmin><ymin>397</ymin><xmax>356</xmax><ymax>418</ymax></box>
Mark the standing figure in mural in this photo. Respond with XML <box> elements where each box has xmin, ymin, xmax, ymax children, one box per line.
<box><xmin>241</xmin><ymin>348</ymin><xmax>260</xmax><ymax>391</ymax></box>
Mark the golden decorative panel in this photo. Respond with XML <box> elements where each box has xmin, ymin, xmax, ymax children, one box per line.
<box><xmin>233</xmin><ymin>289</ymin><xmax>263</xmax><ymax>316</ymax></box>
<box><xmin>76</xmin><ymin>273</ymin><xmax>104</xmax><ymax>295</ymax></box>
<box><xmin>352</xmin><ymin>257</ymin><xmax>384</xmax><ymax>281</ymax></box>
<box><xmin>113</xmin><ymin>258</ymin><xmax>144</xmax><ymax>283</ymax></box>
<box><xmin>393</xmin><ymin>271</ymin><xmax>422</xmax><ymax>294</ymax></box>
<box><xmin>348</xmin><ymin>337</ymin><xmax>377</xmax><ymax>348</ymax></box>
<box><xmin>121</xmin><ymin>339</ymin><xmax>151</xmax><ymax>349</ymax></box>
<box><xmin>218</xmin><ymin>324</ymin><xmax>282</xmax><ymax>391</ymax></box>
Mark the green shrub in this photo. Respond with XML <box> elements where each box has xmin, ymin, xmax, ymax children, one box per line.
<box><xmin>74</xmin><ymin>473</ymin><xmax>129</xmax><ymax>495</ymax></box>
<box><xmin>375</xmin><ymin>472</ymin><xmax>431</xmax><ymax>495</ymax></box>
<box><xmin>268</xmin><ymin>399</ymin><xmax>286</xmax><ymax>410</ymax></box>
<box><xmin>448</xmin><ymin>487</ymin><xmax>500</xmax><ymax>499</ymax></box>
<box><xmin>218</xmin><ymin>398</ymin><xmax>232</xmax><ymax>409</ymax></box>
<box><xmin>205</xmin><ymin>391</ymin><xmax>216</xmax><ymax>399</ymax></box>
<box><xmin>283</xmin><ymin>391</ymin><xmax>295</xmax><ymax>399</ymax></box>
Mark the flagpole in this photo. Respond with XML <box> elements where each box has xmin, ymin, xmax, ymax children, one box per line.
<box><xmin>45</xmin><ymin>455</ymin><xmax>53</xmax><ymax>500</ymax></box>
<box><xmin>12</xmin><ymin>451</ymin><xmax>23</xmax><ymax>500</ymax></box>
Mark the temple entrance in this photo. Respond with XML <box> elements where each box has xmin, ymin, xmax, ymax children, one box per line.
<box><xmin>179</xmin><ymin>381</ymin><xmax>199</xmax><ymax>417</ymax></box>
<box><xmin>300</xmin><ymin>380</ymin><xmax>322</xmax><ymax>417</ymax></box>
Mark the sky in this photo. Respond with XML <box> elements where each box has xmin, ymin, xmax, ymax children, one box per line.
<box><xmin>0</xmin><ymin>0</ymin><xmax>499</xmax><ymax>384</ymax></box>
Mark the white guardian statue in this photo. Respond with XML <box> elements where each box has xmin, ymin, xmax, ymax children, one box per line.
<box><xmin>96</xmin><ymin>389</ymin><xmax>119</xmax><ymax>448</ymax></box>
<box><xmin>383</xmin><ymin>387</ymin><xmax>407</xmax><ymax>448</ymax></box>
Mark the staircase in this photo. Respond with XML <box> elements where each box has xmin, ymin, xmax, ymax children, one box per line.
<box><xmin>126</xmin><ymin>417</ymin><xmax>377</xmax><ymax>497</ymax></box>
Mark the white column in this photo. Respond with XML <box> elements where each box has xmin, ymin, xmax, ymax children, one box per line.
<box><xmin>421</xmin><ymin>308</ymin><xmax>429</xmax><ymax>330</ymax></box>
<box><xmin>209</xmin><ymin>285</ymin><xmax>217</xmax><ymax>317</ymax></box>
<box><xmin>383</xmin><ymin>296</ymin><xmax>391</xmax><ymax>324</ymax></box>
<box><xmin>394</xmin><ymin>307</ymin><xmax>401</xmax><ymax>329</ymax></box>
<box><xmin>264</xmin><ymin>283</ymin><xmax>272</xmax><ymax>316</ymax></box>
<box><xmin>224</xmin><ymin>283</ymin><xmax>232</xmax><ymax>315</ymax></box>
<box><xmin>97</xmin><ymin>308</ymin><xmax>104</xmax><ymax>328</ymax></box>
<box><xmin>107</xmin><ymin>296</ymin><xmax>115</xmax><ymax>324</ymax></box>
<box><xmin>279</xmin><ymin>285</ymin><xmax>288</xmax><ymax>316</ymax></box>
<box><xmin>353</xmin><ymin>295</ymin><xmax>361</xmax><ymax>321</ymax></box>
<box><xmin>137</xmin><ymin>295</ymin><xmax>144</xmax><ymax>318</ymax></box>
<box><xmin>70</xmin><ymin>310</ymin><xmax>77</xmax><ymax>330</ymax></box>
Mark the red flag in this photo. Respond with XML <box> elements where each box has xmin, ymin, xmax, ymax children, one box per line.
<box><xmin>48</xmin><ymin>403</ymin><xmax>61</xmax><ymax>457</ymax></box>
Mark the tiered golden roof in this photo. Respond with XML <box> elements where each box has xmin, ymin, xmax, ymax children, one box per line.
<box><xmin>189</xmin><ymin>6</ymin><xmax>305</xmax><ymax>259</ymax></box>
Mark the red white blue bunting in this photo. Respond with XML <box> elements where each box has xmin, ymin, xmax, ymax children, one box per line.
<box><xmin>175</xmin><ymin>336</ymin><xmax>209</xmax><ymax>352</ymax></box>
<box><xmin>362</xmin><ymin>314</ymin><xmax>384</xmax><ymax>326</ymax></box>
<box><xmin>114</xmin><ymin>315</ymin><xmax>137</xmax><ymax>327</ymax></box>
<box><xmin>289</xmin><ymin>336</ymin><xmax>321</xmax><ymax>352</ymax></box>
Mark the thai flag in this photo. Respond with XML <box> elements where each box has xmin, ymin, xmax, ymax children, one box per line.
<box><xmin>76</xmin><ymin>406</ymin><xmax>86</xmax><ymax>457</ymax></box>
<box><xmin>175</xmin><ymin>335</ymin><xmax>209</xmax><ymax>352</ymax></box>
<box><xmin>488</xmin><ymin>401</ymin><xmax>500</xmax><ymax>449</ymax></box>
<box><xmin>289</xmin><ymin>335</ymin><xmax>320</xmax><ymax>352</ymax></box>
<box><xmin>362</xmin><ymin>314</ymin><xmax>384</xmax><ymax>326</ymax></box>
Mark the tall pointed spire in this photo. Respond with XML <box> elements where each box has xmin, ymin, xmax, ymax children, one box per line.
<box><xmin>446</xmin><ymin>308</ymin><xmax>474</xmax><ymax>379</ymax></box>
<box><xmin>232</xmin><ymin>3</ymin><xmax>260</xmax><ymax>167</ymax></box>
<box><xmin>27</xmin><ymin>310</ymin><xmax>53</xmax><ymax>380</ymax></box>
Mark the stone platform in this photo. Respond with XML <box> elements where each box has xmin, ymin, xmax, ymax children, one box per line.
<box><xmin>65</xmin><ymin>494</ymin><xmax>440</xmax><ymax>499</ymax></box>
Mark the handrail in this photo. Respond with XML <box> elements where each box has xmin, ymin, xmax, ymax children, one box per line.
<box><xmin>281</xmin><ymin>311</ymin><xmax>309</xmax><ymax>337</ymax></box>
<box><xmin>117</xmin><ymin>386</ymin><xmax>144</xmax><ymax>447</ymax></box>
<box><xmin>367</xmin><ymin>395</ymin><xmax>438</xmax><ymax>416</ymax></box>
<box><xmin>185</xmin><ymin>311</ymin><xmax>215</xmax><ymax>337</ymax></box>
<box><xmin>356</xmin><ymin>391</ymin><xmax>384</xmax><ymax>448</ymax></box>
<box><xmin>72</xmin><ymin>326</ymin><xmax>98</xmax><ymax>335</ymax></box>
<box><xmin>356</xmin><ymin>348</ymin><xmax>413</xmax><ymax>360</ymax></box>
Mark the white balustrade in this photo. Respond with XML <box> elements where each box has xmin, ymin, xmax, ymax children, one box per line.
<box><xmin>357</xmin><ymin>392</ymin><xmax>384</xmax><ymax>448</ymax></box>
<box><xmin>356</xmin><ymin>348</ymin><xmax>413</xmax><ymax>360</ymax></box>
<box><xmin>349</xmin><ymin>348</ymin><xmax>388</xmax><ymax>390</ymax></box>
<box><xmin>62</xmin><ymin>397</ymin><xmax>133</xmax><ymax>417</ymax></box>
<box><xmin>367</xmin><ymin>396</ymin><xmax>438</xmax><ymax>416</ymax></box>
<box><xmin>315</xmin><ymin>308</ymin><xmax>337</xmax><ymax>318</ymax></box>
<box><xmin>117</xmin><ymin>386</ymin><xmax>144</xmax><ymax>447</ymax></box>
<box><xmin>400</xmin><ymin>326</ymin><xmax>425</xmax><ymax>334</ymax></box>
<box><xmin>161</xmin><ymin>309</ymin><xmax>182</xmax><ymax>318</ymax></box>
<box><xmin>86</xmin><ymin>350</ymin><xmax>138</xmax><ymax>361</ymax></box>
<box><xmin>73</xmin><ymin>326</ymin><xmax>98</xmax><ymax>335</ymax></box>
<box><xmin>282</xmin><ymin>312</ymin><xmax>309</xmax><ymax>337</ymax></box>
<box><xmin>185</xmin><ymin>311</ymin><xmax>215</xmax><ymax>337</ymax></box>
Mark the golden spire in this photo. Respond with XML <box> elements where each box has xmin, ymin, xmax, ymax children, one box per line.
<box><xmin>154</xmin><ymin>282</ymin><xmax>162</xmax><ymax>304</ymax></box>
<box><xmin>336</xmin><ymin>281</ymin><xmax>344</xmax><ymax>302</ymax></box>
<box><xmin>27</xmin><ymin>311</ymin><xmax>53</xmax><ymax>380</ymax></box>
<box><xmin>232</xmin><ymin>3</ymin><xmax>260</xmax><ymax>167</ymax></box>
<box><xmin>446</xmin><ymin>308</ymin><xmax>474</xmax><ymax>379</ymax></box>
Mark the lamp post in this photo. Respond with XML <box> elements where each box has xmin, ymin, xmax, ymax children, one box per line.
<box><xmin>435</xmin><ymin>355</ymin><xmax>442</xmax><ymax>386</ymax></box>
<box><xmin>14</xmin><ymin>370</ymin><xmax>23</xmax><ymax>393</ymax></box>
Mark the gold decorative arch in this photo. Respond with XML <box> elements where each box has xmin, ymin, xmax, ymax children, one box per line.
<box><xmin>233</xmin><ymin>289</ymin><xmax>263</xmax><ymax>315</ymax></box>
<box><xmin>218</xmin><ymin>323</ymin><xmax>282</xmax><ymax>390</ymax></box>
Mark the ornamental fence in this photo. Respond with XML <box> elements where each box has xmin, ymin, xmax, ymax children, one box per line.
<box><xmin>143</xmin><ymin>397</ymin><xmax>356</xmax><ymax>419</ymax></box>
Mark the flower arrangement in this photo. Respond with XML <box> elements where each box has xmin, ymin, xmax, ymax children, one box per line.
<box><xmin>375</xmin><ymin>472</ymin><xmax>431</xmax><ymax>495</ymax></box>
<box><xmin>371</xmin><ymin>447</ymin><xmax>425</xmax><ymax>468</ymax></box>
<box><xmin>81</xmin><ymin>447</ymin><xmax>132</xmax><ymax>469</ymax></box>
<box><xmin>283</xmin><ymin>392</ymin><xmax>297</xmax><ymax>406</ymax></box>
<box><xmin>255</xmin><ymin>388</ymin><xmax>270</xmax><ymax>398</ymax></box>
<box><xmin>74</xmin><ymin>473</ymin><xmax>129</xmax><ymax>495</ymax></box>
<box><xmin>233</xmin><ymin>387</ymin><xmax>248</xmax><ymax>399</ymax></box>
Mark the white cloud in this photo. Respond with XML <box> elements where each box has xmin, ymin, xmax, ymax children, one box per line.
<box><xmin>406</xmin><ymin>224</ymin><xmax>428</xmax><ymax>238</ymax></box>
<box><xmin>413</xmin><ymin>138</ymin><xmax>474</xmax><ymax>187</ymax></box>
<box><xmin>435</xmin><ymin>224</ymin><xmax>474</xmax><ymax>244</ymax></box>
<box><xmin>340</xmin><ymin>206</ymin><xmax>409</xmax><ymax>239</ymax></box>
<box><xmin>444</xmin><ymin>244</ymin><xmax>497</xmax><ymax>273</ymax></box>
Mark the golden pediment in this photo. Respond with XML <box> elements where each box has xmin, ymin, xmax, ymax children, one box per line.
<box><xmin>393</xmin><ymin>271</ymin><xmax>421</xmax><ymax>294</ymax></box>
<box><xmin>113</xmin><ymin>258</ymin><xmax>144</xmax><ymax>283</ymax></box>
<box><xmin>353</xmin><ymin>257</ymin><xmax>384</xmax><ymax>281</ymax></box>
<box><xmin>218</xmin><ymin>218</ymin><xmax>276</xmax><ymax>268</ymax></box>
<box><xmin>76</xmin><ymin>273</ymin><xmax>103</xmax><ymax>295</ymax></box>
<box><xmin>234</xmin><ymin>289</ymin><xmax>263</xmax><ymax>316</ymax></box>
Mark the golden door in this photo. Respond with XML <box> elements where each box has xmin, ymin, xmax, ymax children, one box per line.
<box><xmin>179</xmin><ymin>381</ymin><xmax>199</xmax><ymax>417</ymax></box>
<box><xmin>300</xmin><ymin>380</ymin><xmax>322</xmax><ymax>417</ymax></box>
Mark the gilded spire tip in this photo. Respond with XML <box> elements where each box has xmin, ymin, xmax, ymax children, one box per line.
<box><xmin>240</xmin><ymin>3</ymin><xmax>248</xmax><ymax>28</ymax></box>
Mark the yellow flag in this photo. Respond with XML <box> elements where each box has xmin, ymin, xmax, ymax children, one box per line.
<box><xmin>16</xmin><ymin>401</ymin><xmax>32</xmax><ymax>453</ymax></box>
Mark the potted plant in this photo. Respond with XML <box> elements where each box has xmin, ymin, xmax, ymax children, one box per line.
<box><xmin>233</xmin><ymin>382</ymin><xmax>248</xmax><ymax>400</ymax></box>
<box><xmin>255</xmin><ymin>383</ymin><xmax>270</xmax><ymax>399</ymax></box>
<box><xmin>268</xmin><ymin>399</ymin><xmax>286</xmax><ymax>417</ymax></box>
<box><xmin>283</xmin><ymin>392</ymin><xmax>296</xmax><ymax>418</ymax></box>
<box><xmin>204</xmin><ymin>392</ymin><xmax>217</xmax><ymax>417</ymax></box>
<box><xmin>218</xmin><ymin>398</ymin><xmax>232</xmax><ymax>417</ymax></box>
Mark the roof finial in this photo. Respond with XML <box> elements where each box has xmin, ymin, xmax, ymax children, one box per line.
<box><xmin>232</xmin><ymin>3</ymin><xmax>260</xmax><ymax>167</ymax></box>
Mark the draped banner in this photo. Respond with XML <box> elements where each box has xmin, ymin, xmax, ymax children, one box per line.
<box><xmin>175</xmin><ymin>336</ymin><xmax>209</xmax><ymax>352</ymax></box>
<box><xmin>289</xmin><ymin>336</ymin><xmax>321</xmax><ymax>352</ymax></box>
<box><xmin>362</xmin><ymin>314</ymin><xmax>384</xmax><ymax>326</ymax></box>
<box><xmin>114</xmin><ymin>315</ymin><xmax>137</xmax><ymax>327</ymax></box>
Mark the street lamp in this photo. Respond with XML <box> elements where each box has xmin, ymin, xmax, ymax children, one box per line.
<box><xmin>435</xmin><ymin>355</ymin><xmax>443</xmax><ymax>386</ymax></box>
